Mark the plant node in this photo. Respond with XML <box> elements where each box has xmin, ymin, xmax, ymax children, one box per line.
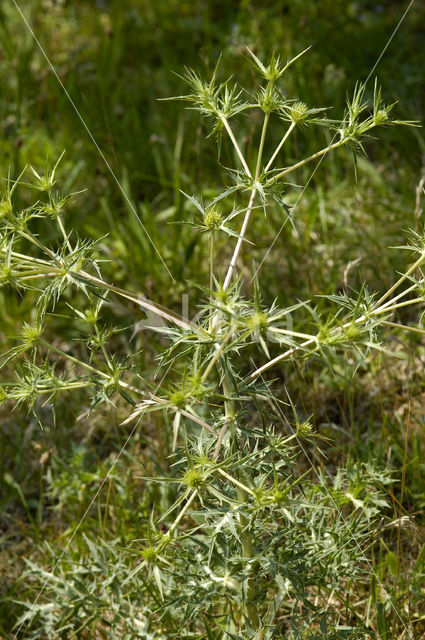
<box><xmin>21</xmin><ymin>321</ymin><xmax>43</xmax><ymax>346</ymax></box>
<box><xmin>203</xmin><ymin>206</ymin><xmax>223</xmax><ymax>231</ymax></box>
<box><xmin>183</xmin><ymin>468</ymin><xmax>206</xmax><ymax>489</ymax></box>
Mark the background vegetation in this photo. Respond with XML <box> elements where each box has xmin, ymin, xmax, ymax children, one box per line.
<box><xmin>0</xmin><ymin>1</ymin><xmax>424</xmax><ymax>638</ymax></box>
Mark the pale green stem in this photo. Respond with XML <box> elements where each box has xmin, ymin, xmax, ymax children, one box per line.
<box><xmin>201</xmin><ymin>327</ymin><xmax>235</xmax><ymax>382</ymax></box>
<box><xmin>265</xmin><ymin>138</ymin><xmax>346</xmax><ymax>186</ymax></box>
<box><xmin>220</xmin><ymin>115</ymin><xmax>252</xmax><ymax>178</ymax></box>
<box><xmin>217</xmin><ymin>468</ymin><xmax>255</xmax><ymax>496</ymax></box>
<box><xmin>222</xmin><ymin>112</ymin><xmax>269</xmax><ymax>291</ymax></box>
<box><xmin>373</xmin><ymin>282</ymin><xmax>419</xmax><ymax>313</ymax></box>
<box><xmin>246</xmin><ymin>337</ymin><xmax>316</xmax><ymax>382</ymax></box>
<box><xmin>223</xmin><ymin>186</ymin><xmax>256</xmax><ymax>291</ymax></box>
<box><xmin>246</xmin><ymin>292</ymin><xmax>424</xmax><ymax>381</ymax></box>
<box><xmin>19</xmin><ymin>272</ymin><xmax>58</xmax><ymax>280</ymax></box>
<box><xmin>38</xmin><ymin>338</ymin><xmax>141</xmax><ymax>397</ymax></box>
<box><xmin>57</xmin><ymin>214</ymin><xmax>72</xmax><ymax>252</ymax></box>
<box><xmin>94</xmin><ymin>324</ymin><xmax>113</xmax><ymax>371</ymax></box>
<box><xmin>373</xmin><ymin>252</ymin><xmax>425</xmax><ymax>309</ymax></box>
<box><xmin>272</xmin><ymin>328</ymin><xmax>317</xmax><ymax>340</ymax></box>
<box><xmin>265</xmin><ymin>121</ymin><xmax>296</xmax><ymax>172</ymax></box>
<box><xmin>39</xmin><ymin>338</ymin><xmax>108</xmax><ymax>378</ymax></box>
<box><xmin>222</xmin><ymin>354</ymin><xmax>258</xmax><ymax>628</ymax></box>
<box><xmin>382</xmin><ymin>321</ymin><xmax>425</xmax><ymax>335</ymax></box>
<box><xmin>19</xmin><ymin>381</ymin><xmax>95</xmax><ymax>394</ymax></box>
<box><xmin>209</xmin><ymin>231</ymin><xmax>214</xmax><ymax>332</ymax></box>
<box><xmin>8</xmin><ymin>250</ymin><xmax>51</xmax><ymax>266</ymax></box>
<box><xmin>159</xmin><ymin>489</ymin><xmax>198</xmax><ymax>550</ymax></box>
<box><xmin>210</xmin><ymin>231</ymin><xmax>214</xmax><ymax>293</ymax></box>
<box><xmin>20</xmin><ymin>230</ymin><xmax>61</xmax><ymax>267</ymax></box>
<box><xmin>256</xmin><ymin>113</ymin><xmax>269</xmax><ymax>177</ymax></box>
<box><xmin>372</xmin><ymin>297</ymin><xmax>423</xmax><ymax>314</ymax></box>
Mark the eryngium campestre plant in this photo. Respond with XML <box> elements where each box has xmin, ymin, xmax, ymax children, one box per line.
<box><xmin>1</xmin><ymin>48</ymin><xmax>419</xmax><ymax>639</ymax></box>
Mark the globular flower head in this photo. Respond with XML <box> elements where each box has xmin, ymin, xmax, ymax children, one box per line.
<box><xmin>289</xmin><ymin>101</ymin><xmax>309</xmax><ymax>123</ymax></box>
<box><xmin>183</xmin><ymin>467</ymin><xmax>206</xmax><ymax>489</ymax></box>
<box><xmin>21</xmin><ymin>321</ymin><xmax>43</xmax><ymax>347</ymax></box>
<box><xmin>203</xmin><ymin>205</ymin><xmax>223</xmax><ymax>231</ymax></box>
<box><xmin>296</xmin><ymin>420</ymin><xmax>313</xmax><ymax>438</ymax></box>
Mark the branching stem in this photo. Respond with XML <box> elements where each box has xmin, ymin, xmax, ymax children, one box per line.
<box><xmin>220</xmin><ymin>115</ymin><xmax>252</xmax><ymax>178</ymax></box>
<box><xmin>265</xmin><ymin>138</ymin><xmax>345</xmax><ymax>186</ymax></box>
<box><xmin>265</xmin><ymin>121</ymin><xmax>296</xmax><ymax>172</ymax></box>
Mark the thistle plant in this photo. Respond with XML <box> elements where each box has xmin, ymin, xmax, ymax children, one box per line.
<box><xmin>1</xmin><ymin>49</ymin><xmax>420</xmax><ymax>639</ymax></box>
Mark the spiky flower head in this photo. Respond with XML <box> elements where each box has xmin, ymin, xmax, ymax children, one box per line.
<box><xmin>289</xmin><ymin>101</ymin><xmax>309</xmax><ymax>123</ymax></box>
<box><xmin>247</xmin><ymin>310</ymin><xmax>269</xmax><ymax>334</ymax></box>
<box><xmin>296</xmin><ymin>420</ymin><xmax>313</xmax><ymax>438</ymax></box>
<box><xmin>373</xmin><ymin>109</ymin><xmax>390</xmax><ymax>125</ymax></box>
<box><xmin>0</xmin><ymin>261</ymin><xmax>13</xmax><ymax>285</ymax></box>
<box><xmin>0</xmin><ymin>198</ymin><xmax>12</xmax><ymax>218</ymax></box>
<box><xmin>21</xmin><ymin>321</ymin><xmax>43</xmax><ymax>347</ymax></box>
<box><xmin>203</xmin><ymin>206</ymin><xmax>223</xmax><ymax>231</ymax></box>
<box><xmin>141</xmin><ymin>546</ymin><xmax>159</xmax><ymax>564</ymax></box>
<box><xmin>0</xmin><ymin>387</ymin><xmax>7</xmax><ymax>404</ymax></box>
<box><xmin>169</xmin><ymin>389</ymin><xmax>187</xmax><ymax>409</ymax></box>
<box><xmin>183</xmin><ymin>467</ymin><xmax>206</xmax><ymax>489</ymax></box>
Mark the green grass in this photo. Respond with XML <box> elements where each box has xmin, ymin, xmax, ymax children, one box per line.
<box><xmin>0</xmin><ymin>1</ymin><xmax>425</xmax><ymax>639</ymax></box>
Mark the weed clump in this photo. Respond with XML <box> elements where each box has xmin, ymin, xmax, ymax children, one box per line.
<box><xmin>0</xmin><ymin>48</ymin><xmax>420</xmax><ymax>639</ymax></box>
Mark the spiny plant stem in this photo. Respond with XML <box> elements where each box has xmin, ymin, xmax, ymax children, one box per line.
<box><xmin>223</xmin><ymin>113</ymin><xmax>269</xmax><ymax>290</ymax></box>
<box><xmin>78</xmin><ymin>271</ymin><xmax>197</xmax><ymax>332</ymax></box>
<box><xmin>374</xmin><ymin>281</ymin><xmax>419</xmax><ymax>312</ymax></box>
<box><xmin>265</xmin><ymin>138</ymin><xmax>346</xmax><ymax>186</ymax></box>
<box><xmin>39</xmin><ymin>338</ymin><xmax>108</xmax><ymax>378</ymax></box>
<box><xmin>265</xmin><ymin>120</ymin><xmax>296</xmax><ymax>171</ymax></box>
<box><xmin>223</xmin><ymin>186</ymin><xmax>257</xmax><ymax>291</ymax></box>
<box><xmin>38</xmin><ymin>338</ymin><xmax>138</xmax><ymax>397</ymax></box>
<box><xmin>201</xmin><ymin>327</ymin><xmax>234</xmax><ymax>382</ymax></box>
<box><xmin>221</xmin><ymin>360</ymin><xmax>258</xmax><ymax>627</ymax></box>
<box><xmin>373</xmin><ymin>297</ymin><xmax>423</xmax><ymax>314</ymax></box>
<box><xmin>57</xmin><ymin>214</ymin><xmax>72</xmax><ymax>252</ymax></box>
<box><xmin>217</xmin><ymin>468</ymin><xmax>255</xmax><ymax>495</ymax></box>
<box><xmin>219</xmin><ymin>115</ymin><xmax>252</xmax><ymax>178</ymax></box>
<box><xmin>382</xmin><ymin>320</ymin><xmax>425</xmax><ymax>335</ymax></box>
<box><xmin>167</xmin><ymin>489</ymin><xmax>198</xmax><ymax>536</ymax></box>
<box><xmin>1</xmin><ymin>240</ymin><xmax>198</xmax><ymax>332</ymax></box>
<box><xmin>272</xmin><ymin>327</ymin><xmax>317</xmax><ymax>340</ymax></box>
<box><xmin>256</xmin><ymin>112</ymin><xmax>270</xmax><ymax>176</ymax></box>
<box><xmin>373</xmin><ymin>251</ymin><xmax>425</xmax><ymax>309</ymax></box>
<box><xmin>7</xmin><ymin>249</ymin><xmax>51</xmax><ymax>266</ymax></box>
<box><xmin>247</xmin><ymin>288</ymin><xmax>424</xmax><ymax>381</ymax></box>
<box><xmin>209</xmin><ymin>231</ymin><xmax>214</xmax><ymax>332</ymax></box>
<box><xmin>20</xmin><ymin>230</ymin><xmax>61</xmax><ymax>267</ymax></box>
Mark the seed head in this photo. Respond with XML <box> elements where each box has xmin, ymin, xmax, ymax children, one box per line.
<box><xmin>344</xmin><ymin>324</ymin><xmax>361</xmax><ymax>341</ymax></box>
<box><xmin>0</xmin><ymin>262</ymin><xmax>13</xmax><ymax>285</ymax></box>
<box><xmin>296</xmin><ymin>420</ymin><xmax>313</xmax><ymax>438</ymax></box>
<box><xmin>141</xmin><ymin>545</ymin><xmax>158</xmax><ymax>564</ymax></box>
<box><xmin>183</xmin><ymin>468</ymin><xmax>205</xmax><ymax>489</ymax></box>
<box><xmin>374</xmin><ymin>109</ymin><xmax>389</xmax><ymax>125</ymax></box>
<box><xmin>82</xmin><ymin>308</ymin><xmax>99</xmax><ymax>325</ymax></box>
<box><xmin>248</xmin><ymin>311</ymin><xmax>269</xmax><ymax>334</ymax></box>
<box><xmin>21</xmin><ymin>321</ymin><xmax>43</xmax><ymax>346</ymax></box>
<box><xmin>169</xmin><ymin>390</ymin><xmax>187</xmax><ymax>409</ymax></box>
<box><xmin>0</xmin><ymin>199</ymin><xmax>12</xmax><ymax>218</ymax></box>
<box><xmin>203</xmin><ymin>206</ymin><xmax>223</xmax><ymax>231</ymax></box>
<box><xmin>289</xmin><ymin>101</ymin><xmax>309</xmax><ymax>123</ymax></box>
